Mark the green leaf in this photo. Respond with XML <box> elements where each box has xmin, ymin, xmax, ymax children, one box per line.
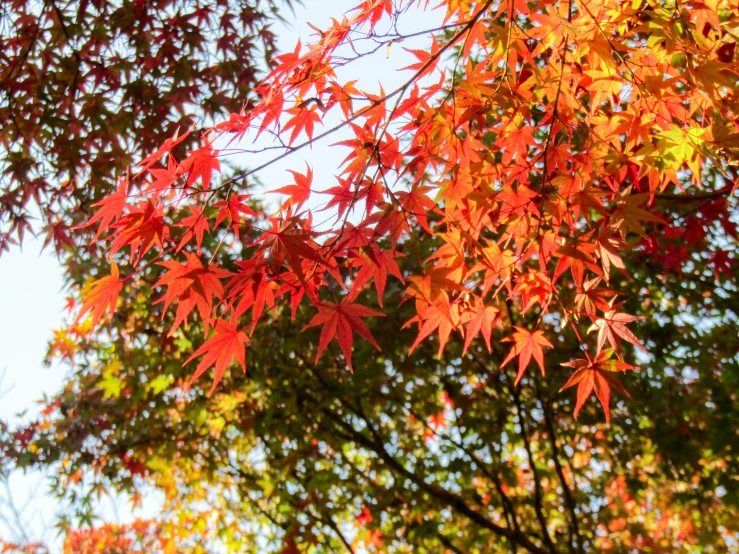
<box><xmin>147</xmin><ymin>374</ymin><xmax>173</xmax><ymax>394</ymax></box>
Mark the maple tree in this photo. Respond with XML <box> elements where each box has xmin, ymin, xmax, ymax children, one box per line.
<box><xmin>2</xmin><ymin>0</ymin><xmax>739</xmax><ymax>552</ymax></box>
<box><xmin>4</xmin><ymin>224</ymin><xmax>738</xmax><ymax>551</ymax></box>
<box><xmin>66</xmin><ymin>0</ymin><xmax>739</xmax><ymax>421</ymax></box>
<box><xmin>0</xmin><ymin>518</ymin><xmax>200</xmax><ymax>553</ymax></box>
<box><xmin>0</xmin><ymin>0</ymin><xmax>291</xmax><ymax>255</ymax></box>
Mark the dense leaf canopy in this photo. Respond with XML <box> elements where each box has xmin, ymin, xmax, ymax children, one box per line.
<box><xmin>2</xmin><ymin>0</ymin><xmax>739</xmax><ymax>552</ymax></box>
<box><xmin>0</xmin><ymin>0</ymin><xmax>287</xmax><ymax>254</ymax></box>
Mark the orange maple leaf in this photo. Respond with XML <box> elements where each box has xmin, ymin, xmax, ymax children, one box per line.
<box><xmin>610</xmin><ymin>187</ymin><xmax>665</xmax><ymax>238</ymax></box>
<box><xmin>80</xmin><ymin>177</ymin><xmax>129</xmax><ymax>240</ymax></box>
<box><xmin>349</xmin><ymin>245</ymin><xmax>404</xmax><ymax>307</ymax></box>
<box><xmin>184</xmin><ymin>319</ymin><xmax>248</xmax><ymax>394</ymax></box>
<box><xmin>75</xmin><ymin>262</ymin><xmax>123</xmax><ymax>331</ymax></box>
<box><xmin>352</xmin><ymin>0</ymin><xmax>393</xmax><ymax>30</ymax></box>
<box><xmin>512</xmin><ymin>270</ymin><xmax>553</xmax><ymax>313</ymax></box>
<box><xmin>462</xmin><ymin>300</ymin><xmax>499</xmax><ymax>354</ymax></box>
<box><xmin>108</xmin><ymin>201</ymin><xmax>168</xmax><ymax>264</ymax></box>
<box><xmin>560</xmin><ymin>349</ymin><xmax>638</xmax><ymax>422</ymax></box>
<box><xmin>501</xmin><ymin>327</ymin><xmax>554</xmax><ymax>385</ymax></box>
<box><xmin>283</xmin><ymin>105</ymin><xmax>322</xmax><ymax>145</ymax></box>
<box><xmin>407</xmin><ymin>303</ymin><xmax>460</xmax><ymax>358</ymax></box>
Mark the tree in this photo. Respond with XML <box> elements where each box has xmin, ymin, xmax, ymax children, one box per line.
<box><xmin>6</xmin><ymin>219</ymin><xmax>739</xmax><ymax>552</ymax></box>
<box><xmin>3</xmin><ymin>0</ymin><xmax>739</xmax><ymax>552</ymax></box>
<box><xmin>0</xmin><ymin>0</ymin><xmax>291</xmax><ymax>255</ymax></box>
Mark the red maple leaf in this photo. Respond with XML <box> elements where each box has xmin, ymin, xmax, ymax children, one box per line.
<box><xmin>154</xmin><ymin>254</ymin><xmax>232</xmax><ymax>334</ymax></box>
<box><xmin>137</xmin><ymin>126</ymin><xmax>191</xmax><ymax>174</ymax></box>
<box><xmin>271</xmin><ymin>164</ymin><xmax>313</xmax><ymax>210</ymax></box>
<box><xmin>81</xmin><ymin>177</ymin><xmax>129</xmax><ymax>240</ymax></box>
<box><xmin>590</xmin><ymin>305</ymin><xmax>647</xmax><ymax>354</ymax></box>
<box><xmin>180</xmin><ymin>141</ymin><xmax>220</xmax><ymax>190</ymax></box>
<box><xmin>321</xmin><ymin>176</ymin><xmax>357</xmax><ymax>221</ymax></box>
<box><xmin>352</xmin><ymin>0</ymin><xmax>392</xmax><ymax>29</ymax></box>
<box><xmin>213</xmin><ymin>193</ymin><xmax>256</xmax><ymax>232</ymax></box>
<box><xmin>283</xmin><ymin>105</ymin><xmax>322</xmax><ymax>145</ymax></box>
<box><xmin>108</xmin><ymin>201</ymin><xmax>168</xmax><ymax>264</ymax></box>
<box><xmin>302</xmin><ymin>299</ymin><xmax>383</xmax><ymax>372</ymax></box>
<box><xmin>501</xmin><ymin>327</ymin><xmax>554</xmax><ymax>385</ymax></box>
<box><xmin>145</xmin><ymin>155</ymin><xmax>179</xmax><ymax>194</ymax></box>
<box><xmin>75</xmin><ymin>262</ymin><xmax>124</xmax><ymax>331</ymax></box>
<box><xmin>184</xmin><ymin>319</ymin><xmax>248</xmax><ymax>394</ymax></box>
<box><xmin>258</xmin><ymin>216</ymin><xmax>324</xmax><ymax>282</ymax></box>
<box><xmin>396</xmin><ymin>184</ymin><xmax>437</xmax><ymax>234</ymax></box>
<box><xmin>348</xmin><ymin>245</ymin><xmax>403</xmax><ymax>307</ymax></box>
<box><xmin>176</xmin><ymin>205</ymin><xmax>210</xmax><ymax>251</ymax></box>
<box><xmin>560</xmin><ymin>349</ymin><xmax>638</xmax><ymax>422</ymax></box>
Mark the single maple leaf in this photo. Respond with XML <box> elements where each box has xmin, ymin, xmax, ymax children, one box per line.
<box><xmin>253</xmin><ymin>85</ymin><xmax>285</xmax><ymax>138</ymax></box>
<box><xmin>406</xmin><ymin>303</ymin><xmax>460</xmax><ymax>358</ymax></box>
<box><xmin>154</xmin><ymin>254</ymin><xmax>232</xmax><ymax>334</ymax></box>
<box><xmin>176</xmin><ymin>205</ymin><xmax>210</xmax><ymax>251</ymax></box>
<box><xmin>405</xmin><ymin>266</ymin><xmax>465</xmax><ymax>310</ymax></box>
<box><xmin>184</xmin><ymin>319</ymin><xmax>248</xmax><ymax>394</ymax></box>
<box><xmin>80</xmin><ymin>177</ymin><xmax>129</xmax><ymax>240</ymax></box>
<box><xmin>560</xmin><ymin>349</ymin><xmax>638</xmax><ymax>422</ymax></box>
<box><xmin>396</xmin><ymin>184</ymin><xmax>437</xmax><ymax>234</ymax></box>
<box><xmin>462</xmin><ymin>300</ymin><xmax>499</xmax><ymax>354</ymax></box>
<box><xmin>213</xmin><ymin>193</ymin><xmax>256</xmax><ymax>232</ymax></box>
<box><xmin>401</xmin><ymin>46</ymin><xmax>433</xmax><ymax>73</ymax></box>
<box><xmin>283</xmin><ymin>105</ymin><xmax>322</xmax><ymax>145</ymax></box>
<box><xmin>472</xmin><ymin>242</ymin><xmax>516</xmax><ymax>294</ymax></box>
<box><xmin>180</xmin><ymin>142</ymin><xmax>220</xmax><ymax>190</ymax></box>
<box><xmin>348</xmin><ymin>245</ymin><xmax>403</xmax><ymax>307</ymax></box>
<box><xmin>609</xmin><ymin>186</ymin><xmax>665</xmax><ymax>238</ymax></box>
<box><xmin>75</xmin><ymin>262</ymin><xmax>124</xmax><ymax>331</ymax></box>
<box><xmin>595</xmin><ymin>226</ymin><xmax>628</xmax><ymax>281</ymax></box>
<box><xmin>501</xmin><ymin>327</ymin><xmax>554</xmax><ymax>385</ymax></box>
<box><xmin>589</xmin><ymin>304</ymin><xmax>647</xmax><ymax>354</ymax></box>
<box><xmin>271</xmin><ymin>164</ymin><xmax>313</xmax><ymax>210</ymax></box>
<box><xmin>321</xmin><ymin>176</ymin><xmax>357</xmax><ymax>221</ymax></box>
<box><xmin>553</xmin><ymin>235</ymin><xmax>602</xmax><ymax>286</ymax></box>
<box><xmin>228</xmin><ymin>261</ymin><xmax>276</xmax><ymax>330</ymax></box>
<box><xmin>574</xmin><ymin>277</ymin><xmax>617</xmax><ymax>315</ymax></box>
<box><xmin>146</xmin><ymin>155</ymin><xmax>179</xmax><ymax>194</ymax></box>
<box><xmin>302</xmin><ymin>299</ymin><xmax>384</xmax><ymax>372</ymax></box>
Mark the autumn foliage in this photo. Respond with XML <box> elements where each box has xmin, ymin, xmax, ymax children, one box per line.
<box><xmin>2</xmin><ymin>0</ymin><xmax>739</xmax><ymax>552</ymax></box>
<box><xmin>0</xmin><ymin>0</ymin><xmax>288</xmax><ymax>254</ymax></box>
<box><xmin>76</xmin><ymin>0</ymin><xmax>738</xmax><ymax>421</ymax></box>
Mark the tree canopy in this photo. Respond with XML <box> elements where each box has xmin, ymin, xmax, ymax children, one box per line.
<box><xmin>2</xmin><ymin>0</ymin><xmax>739</xmax><ymax>552</ymax></box>
<box><xmin>0</xmin><ymin>0</ymin><xmax>288</xmax><ymax>255</ymax></box>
